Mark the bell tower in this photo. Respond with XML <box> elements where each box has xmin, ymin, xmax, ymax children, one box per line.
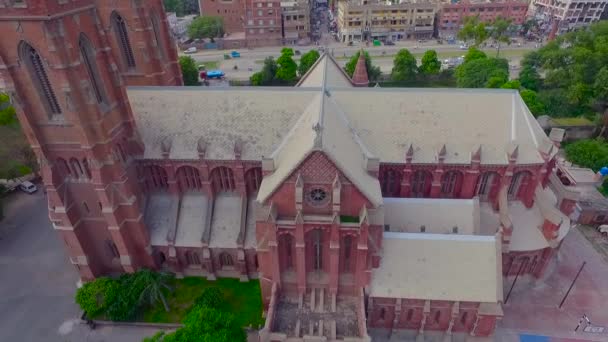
<box><xmin>0</xmin><ymin>0</ymin><xmax>181</xmax><ymax>281</ymax></box>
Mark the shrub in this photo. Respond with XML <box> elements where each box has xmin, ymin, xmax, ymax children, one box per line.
<box><xmin>75</xmin><ymin>277</ymin><xmax>120</xmax><ymax>318</ymax></box>
<box><xmin>163</xmin><ymin>306</ymin><xmax>246</xmax><ymax>342</ymax></box>
<box><xmin>194</xmin><ymin>287</ymin><xmax>222</xmax><ymax>309</ymax></box>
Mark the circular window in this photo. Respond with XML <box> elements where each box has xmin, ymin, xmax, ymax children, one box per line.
<box><xmin>308</xmin><ymin>188</ymin><xmax>329</xmax><ymax>206</ymax></box>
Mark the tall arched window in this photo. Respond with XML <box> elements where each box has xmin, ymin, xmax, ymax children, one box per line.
<box><xmin>105</xmin><ymin>240</ymin><xmax>120</xmax><ymax>258</ymax></box>
<box><xmin>313</xmin><ymin>229</ymin><xmax>323</xmax><ymax>271</ymax></box>
<box><xmin>69</xmin><ymin>158</ymin><xmax>83</xmax><ymax>177</ymax></box>
<box><xmin>210</xmin><ymin>166</ymin><xmax>235</xmax><ymax>193</ymax></box>
<box><xmin>56</xmin><ymin>158</ymin><xmax>71</xmax><ymax>178</ymax></box>
<box><xmin>219</xmin><ymin>252</ymin><xmax>234</xmax><ymax>268</ymax></box>
<box><xmin>245</xmin><ymin>167</ymin><xmax>263</xmax><ymax>195</ymax></box>
<box><xmin>19</xmin><ymin>41</ymin><xmax>62</xmax><ymax>117</ymax></box>
<box><xmin>176</xmin><ymin>166</ymin><xmax>202</xmax><ymax>192</ymax></box>
<box><xmin>475</xmin><ymin>171</ymin><xmax>499</xmax><ymax>200</ymax></box>
<box><xmin>185</xmin><ymin>251</ymin><xmax>201</xmax><ymax>265</ymax></box>
<box><xmin>508</xmin><ymin>171</ymin><xmax>531</xmax><ymax>200</ymax></box>
<box><xmin>279</xmin><ymin>234</ymin><xmax>294</xmax><ymax>270</ymax></box>
<box><xmin>82</xmin><ymin>158</ymin><xmax>92</xmax><ymax>179</ymax></box>
<box><xmin>342</xmin><ymin>235</ymin><xmax>352</xmax><ymax>272</ymax></box>
<box><xmin>111</xmin><ymin>12</ymin><xmax>136</xmax><ymax>69</ymax></box>
<box><xmin>381</xmin><ymin>168</ymin><xmax>401</xmax><ymax>197</ymax></box>
<box><xmin>144</xmin><ymin>165</ymin><xmax>168</xmax><ymax>191</ymax></box>
<box><xmin>150</xmin><ymin>11</ymin><xmax>167</xmax><ymax>62</ymax></box>
<box><xmin>411</xmin><ymin>170</ymin><xmax>431</xmax><ymax>198</ymax></box>
<box><xmin>79</xmin><ymin>34</ymin><xmax>106</xmax><ymax>104</ymax></box>
<box><xmin>440</xmin><ymin>170</ymin><xmax>463</xmax><ymax>198</ymax></box>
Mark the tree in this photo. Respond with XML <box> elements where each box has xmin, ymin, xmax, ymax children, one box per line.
<box><xmin>391</xmin><ymin>49</ymin><xmax>418</xmax><ymax>82</ymax></box>
<box><xmin>179</xmin><ymin>56</ymin><xmax>199</xmax><ymax>86</ymax></box>
<box><xmin>458</xmin><ymin>16</ymin><xmax>488</xmax><ymax>46</ymax></box>
<box><xmin>455</xmin><ymin>55</ymin><xmax>509</xmax><ymax>88</ymax></box>
<box><xmin>0</xmin><ymin>93</ymin><xmax>16</xmax><ymax>126</ymax></box>
<box><xmin>161</xmin><ymin>307</ymin><xmax>246</xmax><ymax>342</ymax></box>
<box><xmin>194</xmin><ymin>287</ymin><xmax>223</xmax><ymax>309</ymax></box>
<box><xmin>594</xmin><ymin>67</ymin><xmax>608</xmax><ymax>136</ymax></box>
<box><xmin>188</xmin><ymin>16</ymin><xmax>224</xmax><ymax>41</ymax></box>
<box><xmin>275</xmin><ymin>48</ymin><xmax>297</xmax><ymax>84</ymax></box>
<box><xmin>75</xmin><ymin>277</ymin><xmax>121</xmax><ymax>318</ymax></box>
<box><xmin>565</xmin><ymin>139</ymin><xmax>608</xmax><ymax>172</ymax></box>
<box><xmin>164</xmin><ymin>0</ymin><xmax>200</xmax><ymax>17</ymax></box>
<box><xmin>518</xmin><ymin>65</ymin><xmax>541</xmax><ymax>91</ymax></box>
<box><xmin>419</xmin><ymin>50</ymin><xmax>441</xmax><ymax>75</ymax></box>
<box><xmin>463</xmin><ymin>47</ymin><xmax>487</xmax><ymax>63</ymax></box>
<box><xmin>500</xmin><ymin>80</ymin><xmax>521</xmax><ymax>90</ymax></box>
<box><xmin>298</xmin><ymin>49</ymin><xmax>320</xmax><ymax>77</ymax></box>
<box><xmin>489</xmin><ymin>17</ymin><xmax>513</xmax><ymax>57</ymax></box>
<box><xmin>250</xmin><ymin>57</ymin><xmax>277</xmax><ymax>86</ymax></box>
<box><xmin>344</xmin><ymin>50</ymin><xmax>382</xmax><ymax>82</ymax></box>
<box><xmin>520</xmin><ymin>89</ymin><xmax>546</xmax><ymax>116</ymax></box>
<box><xmin>136</xmin><ymin>270</ymin><xmax>174</xmax><ymax>313</ymax></box>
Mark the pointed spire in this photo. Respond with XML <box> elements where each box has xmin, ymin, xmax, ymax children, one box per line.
<box><xmin>351</xmin><ymin>49</ymin><xmax>369</xmax><ymax>87</ymax></box>
<box><xmin>438</xmin><ymin>144</ymin><xmax>447</xmax><ymax>163</ymax></box>
<box><xmin>472</xmin><ymin>144</ymin><xmax>482</xmax><ymax>163</ymax></box>
<box><xmin>406</xmin><ymin>143</ymin><xmax>414</xmax><ymax>163</ymax></box>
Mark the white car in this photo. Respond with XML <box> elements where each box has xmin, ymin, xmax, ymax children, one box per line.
<box><xmin>19</xmin><ymin>181</ymin><xmax>37</xmax><ymax>194</ymax></box>
<box><xmin>459</xmin><ymin>44</ymin><xmax>468</xmax><ymax>50</ymax></box>
<box><xmin>184</xmin><ymin>47</ymin><xmax>197</xmax><ymax>54</ymax></box>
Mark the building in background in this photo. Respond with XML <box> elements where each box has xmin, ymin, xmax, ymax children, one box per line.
<box><xmin>336</xmin><ymin>0</ymin><xmax>436</xmax><ymax>43</ymax></box>
<box><xmin>244</xmin><ymin>0</ymin><xmax>284</xmax><ymax>46</ymax></box>
<box><xmin>438</xmin><ymin>0</ymin><xmax>528</xmax><ymax>37</ymax></box>
<box><xmin>281</xmin><ymin>0</ymin><xmax>312</xmax><ymax>45</ymax></box>
<box><xmin>199</xmin><ymin>0</ymin><xmax>245</xmax><ymax>34</ymax></box>
<box><xmin>527</xmin><ymin>0</ymin><xmax>607</xmax><ymax>37</ymax></box>
<box><xmin>167</xmin><ymin>12</ymin><xmax>198</xmax><ymax>42</ymax></box>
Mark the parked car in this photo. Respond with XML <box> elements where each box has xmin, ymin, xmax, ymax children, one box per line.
<box><xmin>19</xmin><ymin>181</ymin><xmax>37</xmax><ymax>194</ymax></box>
<box><xmin>598</xmin><ymin>224</ymin><xmax>608</xmax><ymax>237</ymax></box>
<box><xmin>184</xmin><ymin>47</ymin><xmax>197</xmax><ymax>54</ymax></box>
<box><xmin>230</xmin><ymin>50</ymin><xmax>240</xmax><ymax>58</ymax></box>
<box><xmin>385</xmin><ymin>40</ymin><xmax>395</xmax><ymax>46</ymax></box>
<box><xmin>459</xmin><ymin>44</ymin><xmax>468</xmax><ymax>50</ymax></box>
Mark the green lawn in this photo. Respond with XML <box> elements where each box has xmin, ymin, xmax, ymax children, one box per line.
<box><xmin>198</xmin><ymin>61</ymin><xmax>219</xmax><ymax>70</ymax></box>
<box><xmin>141</xmin><ymin>277</ymin><xmax>264</xmax><ymax>329</ymax></box>
<box><xmin>551</xmin><ymin>117</ymin><xmax>594</xmax><ymax>126</ymax></box>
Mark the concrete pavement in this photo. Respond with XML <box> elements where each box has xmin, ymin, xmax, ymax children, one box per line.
<box><xmin>0</xmin><ymin>190</ymin><xmax>162</xmax><ymax>342</ymax></box>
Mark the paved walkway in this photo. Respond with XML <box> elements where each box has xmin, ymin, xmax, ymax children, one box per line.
<box><xmin>0</xmin><ymin>191</ymin><xmax>161</xmax><ymax>342</ymax></box>
<box><xmin>497</xmin><ymin>227</ymin><xmax>608</xmax><ymax>342</ymax></box>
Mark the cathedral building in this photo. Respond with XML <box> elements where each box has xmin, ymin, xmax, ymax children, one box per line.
<box><xmin>0</xmin><ymin>1</ymin><xmax>571</xmax><ymax>341</ymax></box>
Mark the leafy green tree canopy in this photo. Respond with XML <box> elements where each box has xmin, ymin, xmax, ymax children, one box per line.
<box><xmin>458</xmin><ymin>16</ymin><xmax>488</xmax><ymax>46</ymax></box>
<box><xmin>565</xmin><ymin>139</ymin><xmax>608</xmax><ymax>172</ymax></box>
<box><xmin>419</xmin><ymin>50</ymin><xmax>441</xmax><ymax>75</ymax></box>
<box><xmin>0</xmin><ymin>93</ymin><xmax>17</xmax><ymax>125</ymax></box>
<box><xmin>298</xmin><ymin>49</ymin><xmax>320</xmax><ymax>77</ymax></box>
<box><xmin>179</xmin><ymin>56</ymin><xmax>199</xmax><ymax>86</ymax></box>
<box><xmin>519</xmin><ymin>89</ymin><xmax>546</xmax><ymax>116</ymax></box>
<box><xmin>345</xmin><ymin>50</ymin><xmax>381</xmax><ymax>82</ymax></box>
<box><xmin>276</xmin><ymin>48</ymin><xmax>297</xmax><ymax>84</ymax></box>
<box><xmin>164</xmin><ymin>0</ymin><xmax>199</xmax><ymax>16</ymax></box>
<box><xmin>75</xmin><ymin>277</ymin><xmax>121</xmax><ymax>318</ymax></box>
<box><xmin>188</xmin><ymin>16</ymin><xmax>224</xmax><ymax>41</ymax></box>
<box><xmin>455</xmin><ymin>54</ymin><xmax>508</xmax><ymax>88</ymax></box>
<box><xmin>391</xmin><ymin>49</ymin><xmax>418</xmax><ymax>82</ymax></box>
<box><xmin>464</xmin><ymin>47</ymin><xmax>487</xmax><ymax>63</ymax></box>
<box><xmin>250</xmin><ymin>57</ymin><xmax>277</xmax><ymax>86</ymax></box>
<box><xmin>489</xmin><ymin>17</ymin><xmax>513</xmax><ymax>57</ymax></box>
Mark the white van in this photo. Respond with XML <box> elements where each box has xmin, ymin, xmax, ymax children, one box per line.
<box><xmin>19</xmin><ymin>181</ymin><xmax>37</xmax><ymax>194</ymax></box>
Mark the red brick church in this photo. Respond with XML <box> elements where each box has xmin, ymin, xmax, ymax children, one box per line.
<box><xmin>0</xmin><ymin>1</ymin><xmax>571</xmax><ymax>341</ymax></box>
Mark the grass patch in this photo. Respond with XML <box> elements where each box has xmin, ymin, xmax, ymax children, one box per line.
<box><xmin>141</xmin><ymin>277</ymin><xmax>264</xmax><ymax>328</ymax></box>
<box><xmin>340</xmin><ymin>215</ymin><xmax>359</xmax><ymax>223</ymax></box>
<box><xmin>551</xmin><ymin>117</ymin><xmax>594</xmax><ymax>126</ymax></box>
<box><xmin>198</xmin><ymin>61</ymin><xmax>219</xmax><ymax>70</ymax></box>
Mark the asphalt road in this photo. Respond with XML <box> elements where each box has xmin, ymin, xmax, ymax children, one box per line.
<box><xmin>0</xmin><ymin>190</ymin><xmax>160</xmax><ymax>342</ymax></box>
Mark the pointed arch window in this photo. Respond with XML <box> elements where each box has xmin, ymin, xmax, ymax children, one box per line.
<box><xmin>19</xmin><ymin>41</ymin><xmax>62</xmax><ymax>118</ymax></box>
<box><xmin>79</xmin><ymin>34</ymin><xmax>106</xmax><ymax>104</ymax></box>
<box><xmin>150</xmin><ymin>11</ymin><xmax>167</xmax><ymax>62</ymax></box>
<box><xmin>111</xmin><ymin>12</ymin><xmax>136</xmax><ymax>69</ymax></box>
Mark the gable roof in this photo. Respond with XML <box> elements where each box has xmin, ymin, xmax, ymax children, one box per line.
<box><xmin>256</xmin><ymin>89</ymin><xmax>383</xmax><ymax>207</ymax></box>
<box><xmin>296</xmin><ymin>53</ymin><xmax>353</xmax><ymax>88</ymax></box>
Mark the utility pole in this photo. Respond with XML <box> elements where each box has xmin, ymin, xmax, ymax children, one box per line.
<box><xmin>504</xmin><ymin>258</ymin><xmax>528</xmax><ymax>304</ymax></box>
<box><xmin>559</xmin><ymin>261</ymin><xmax>586</xmax><ymax>309</ymax></box>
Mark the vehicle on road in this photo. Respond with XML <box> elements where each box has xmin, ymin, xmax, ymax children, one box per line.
<box><xmin>205</xmin><ymin>70</ymin><xmax>225</xmax><ymax>79</ymax></box>
<box><xmin>184</xmin><ymin>47</ymin><xmax>197</xmax><ymax>54</ymax></box>
<box><xmin>459</xmin><ymin>44</ymin><xmax>468</xmax><ymax>50</ymax></box>
<box><xmin>385</xmin><ymin>40</ymin><xmax>395</xmax><ymax>46</ymax></box>
<box><xmin>598</xmin><ymin>224</ymin><xmax>608</xmax><ymax>237</ymax></box>
<box><xmin>19</xmin><ymin>181</ymin><xmax>37</xmax><ymax>194</ymax></box>
<box><xmin>230</xmin><ymin>51</ymin><xmax>241</xmax><ymax>58</ymax></box>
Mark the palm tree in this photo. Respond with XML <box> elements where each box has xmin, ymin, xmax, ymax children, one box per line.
<box><xmin>137</xmin><ymin>269</ymin><xmax>174</xmax><ymax>312</ymax></box>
